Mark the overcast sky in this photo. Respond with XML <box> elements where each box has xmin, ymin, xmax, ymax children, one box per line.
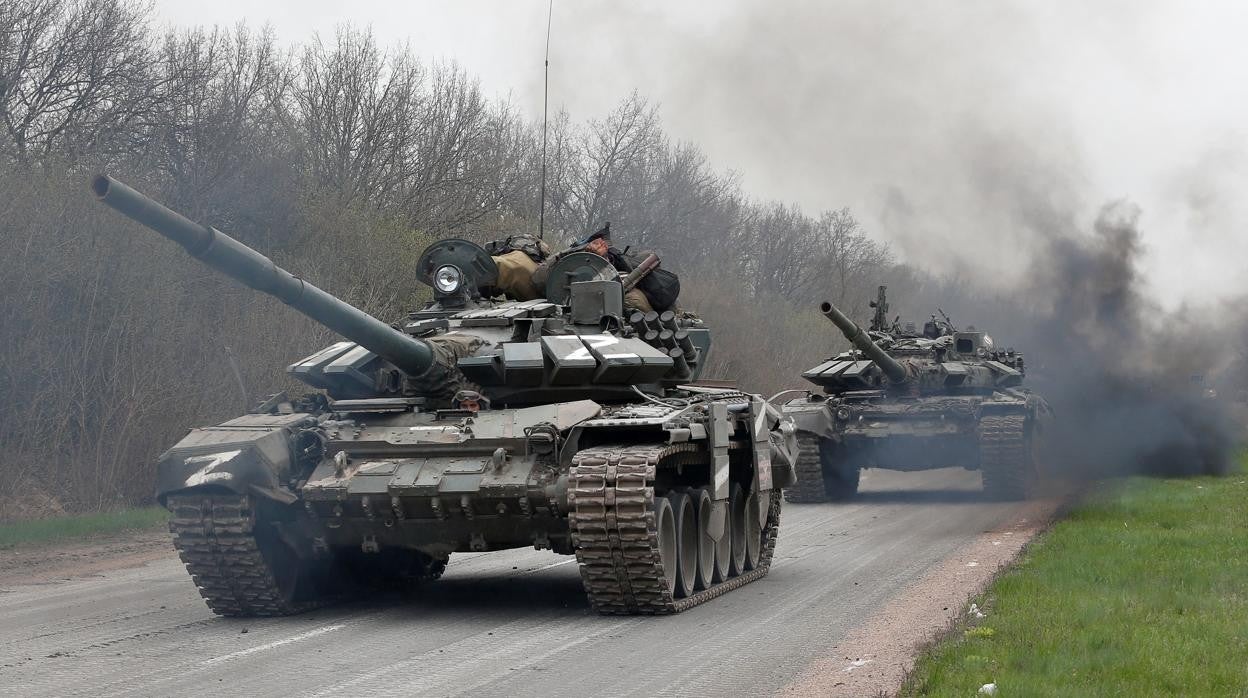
<box><xmin>151</xmin><ymin>1</ymin><xmax>1248</xmax><ymax>308</ymax></box>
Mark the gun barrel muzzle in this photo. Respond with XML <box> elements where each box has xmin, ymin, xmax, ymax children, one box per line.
<box><xmin>820</xmin><ymin>300</ymin><xmax>908</xmax><ymax>383</ymax></box>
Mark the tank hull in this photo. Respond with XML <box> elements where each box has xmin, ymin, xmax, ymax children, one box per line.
<box><xmin>158</xmin><ymin>394</ymin><xmax>797</xmax><ymax>616</ymax></box>
<box><xmin>782</xmin><ymin>389</ymin><xmax>1047</xmax><ymax>501</ymax></box>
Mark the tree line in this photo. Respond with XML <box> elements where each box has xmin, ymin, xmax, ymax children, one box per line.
<box><xmin>1</xmin><ymin>0</ymin><xmax>899</xmax><ymax>516</ymax></box>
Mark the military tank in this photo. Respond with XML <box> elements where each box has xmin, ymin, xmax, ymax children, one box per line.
<box><xmin>92</xmin><ymin>175</ymin><xmax>796</xmax><ymax>616</ymax></box>
<box><xmin>782</xmin><ymin>286</ymin><xmax>1050</xmax><ymax>502</ymax></box>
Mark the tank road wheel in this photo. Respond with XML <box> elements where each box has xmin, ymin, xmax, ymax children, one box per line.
<box><xmin>785</xmin><ymin>433</ymin><xmax>830</xmax><ymax>503</ymax></box>
<box><xmin>979</xmin><ymin>414</ymin><xmax>1035</xmax><ymax>500</ymax></box>
<box><xmin>744</xmin><ymin>488</ymin><xmax>765</xmax><ymax>570</ymax></box>
<box><xmin>654</xmin><ymin>496</ymin><xmax>679</xmax><ymax>596</ymax></box>
<box><xmin>712</xmin><ymin>495</ymin><xmax>733</xmax><ymax>584</ymax></box>
<box><xmin>728</xmin><ymin>484</ymin><xmax>749</xmax><ymax>576</ymax></box>
<box><xmin>168</xmin><ymin>494</ymin><xmax>333</xmax><ymax>617</ymax></box>
<box><xmin>692</xmin><ymin>488</ymin><xmax>717</xmax><ymax>590</ymax></box>
<box><xmin>667</xmin><ymin>492</ymin><xmax>699</xmax><ymax>598</ymax></box>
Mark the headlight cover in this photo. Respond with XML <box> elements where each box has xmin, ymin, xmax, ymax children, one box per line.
<box><xmin>434</xmin><ymin>264</ymin><xmax>463</xmax><ymax>294</ymax></box>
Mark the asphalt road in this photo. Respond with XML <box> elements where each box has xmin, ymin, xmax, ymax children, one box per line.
<box><xmin>1</xmin><ymin>468</ymin><xmax>1026</xmax><ymax>697</ymax></box>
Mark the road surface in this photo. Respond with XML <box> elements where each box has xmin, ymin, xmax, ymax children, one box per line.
<box><xmin>1</xmin><ymin>468</ymin><xmax>1028</xmax><ymax>697</ymax></box>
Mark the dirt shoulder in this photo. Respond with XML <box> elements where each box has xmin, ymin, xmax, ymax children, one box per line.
<box><xmin>0</xmin><ymin>529</ymin><xmax>176</xmax><ymax>587</ymax></box>
<box><xmin>781</xmin><ymin>497</ymin><xmax>1066</xmax><ymax>697</ymax></box>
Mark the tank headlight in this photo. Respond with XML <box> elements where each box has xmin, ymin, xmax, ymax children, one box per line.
<box><xmin>434</xmin><ymin>264</ymin><xmax>463</xmax><ymax>294</ymax></box>
<box><xmin>836</xmin><ymin>406</ymin><xmax>852</xmax><ymax>421</ymax></box>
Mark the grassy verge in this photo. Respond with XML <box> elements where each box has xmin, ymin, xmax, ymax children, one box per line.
<box><xmin>902</xmin><ymin>454</ymin><xmax>1248</xmax><ymax>697</ymax></box>
<box><xmin>0</xmin><ymin>507</ymin><xmax>168</xmax><ymax>549</ymax></box>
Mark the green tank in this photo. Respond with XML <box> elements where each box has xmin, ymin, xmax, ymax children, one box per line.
<box><xmin>781</xmin><ymin>286</ymin><xmax>1051</xmax><ymax>502</ymax></box>
<box><xmin>92</xmin><ymin>175</ymin><xmax>796</xmax><ymax>616</ymax></box>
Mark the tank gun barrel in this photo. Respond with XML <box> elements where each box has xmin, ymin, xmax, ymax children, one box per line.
<box><xmin>820</xmin><ymin>300</ymin><xmax>908</xmax><ymax>383</ymax></box>
<box><xmin>91</xmin><ymin>175</ymin><xmax>436</xmax><ymax>377</ymax></box>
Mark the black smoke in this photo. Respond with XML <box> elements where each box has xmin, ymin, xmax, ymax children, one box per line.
<box><xmin>1029</xmin><ymin>202</ymin><xmax>1237</xmax><ymax>477</ymax></box>
<box><xmin>898</xmin><ymin>198</ymin><xmax>1241</xmax><ymax>480</ymax></box>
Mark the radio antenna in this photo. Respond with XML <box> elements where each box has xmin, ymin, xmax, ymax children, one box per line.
<box><xmin>537</xmin><ymin>0</ymin><xmax>554</xmax><ymax>240</ymax></box>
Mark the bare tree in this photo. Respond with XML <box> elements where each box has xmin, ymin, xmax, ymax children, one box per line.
<box><xmin>749</xmin><ymin>202</ymin><xmax>820</xmax><ymax>299</ymax></box>
<box><xmin>549</xmin><ymin>91</ymin><xmax>662</xmax><ymax>238</ymax></box>
<box><xmin>0</xmin><ymin>0</ymin><xmax>157</xmax><ymax>163</ymax></box>
<box><xmin>295</xmin><ymin>27</ymin><xmax>424</xmax><ymax>207</ymax></box>
<box><xmin>294</xmin><ymin>29</ymin><xmax>513</xmax><ymax>232</ymax></box>
<box><xmin>814</xmin><ymin>207</ymin><xmax>893</xmax><ymax>310</ymax></box>
<box><xmin>148</xmin><ymin>24</ymin><xmax>292</xmax><ymax>223</ymax></box>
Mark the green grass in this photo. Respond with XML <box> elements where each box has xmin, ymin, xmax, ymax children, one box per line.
<box><xmin>0</xmin><ymin>507</ymin><xmax>168</xmax><ymax>549</ymax></box>
<box><xmin>902</xmin><ymin>454</ymin><xmax>1248</xmax><ymax>697</ymax></box>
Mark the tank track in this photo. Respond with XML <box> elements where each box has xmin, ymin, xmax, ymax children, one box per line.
<box><xmin>785</xmin><ymin>432</ymin><xmax>830</xmax><ymax>503</ymax></box>
<box><xmin>569</xmin><ymin>443</ymin><xmax>782</xmax><ymax>615</ymax></box>
<box><xmin>979</xmin><ymin>414</ymin><xmax>1031</xmax><ymax>500</ymax></box>
<box><xmin>168</xmin><ymin>494</ymin><xmax>326</xmax><ymax>617</ymax></box>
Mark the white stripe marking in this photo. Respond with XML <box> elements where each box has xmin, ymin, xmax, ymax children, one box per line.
<box><xmin>201</xmin><ymin>624</ymin><xmax>345</xmax><ymax>666</ymax></box>
<box><xmin>525</xmin><ymin>558</ymin><xmax>577</xmax><ymax>574</ymax></box>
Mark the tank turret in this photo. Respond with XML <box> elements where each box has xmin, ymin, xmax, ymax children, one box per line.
<box><xmin>819</xmin><ymin>300</ymin><xmax>909</xmax><ymax>383</ymax></box>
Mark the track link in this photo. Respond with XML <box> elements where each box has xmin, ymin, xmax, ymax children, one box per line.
<box><xmin>785</xmin><ymin>433</ymin><xmax>829</xmax><ymax>503</ymax></box>
<box><xmin>168</xmin><ymin>494</ymin><xmax>326</xmax><ymax>617</ymax></box>
<box><xmin>569</xmin><ymin>444</ymin><xmax>782</xmax><ymax>614</ymax></box>
<box><xmin>979</xmin><ymin>414</ymin><xmax>1031</xmax><ymax>500</ymax></box>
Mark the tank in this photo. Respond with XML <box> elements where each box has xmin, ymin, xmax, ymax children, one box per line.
<box><xmin>92</xmin><ymin>175</ymin><xmax>797</xmax><ymax>616</ymax></box>
<box><xmin>781</xmin><ymin>286</ymin><xmax>1051</xmax><ymax>502</ymax></box>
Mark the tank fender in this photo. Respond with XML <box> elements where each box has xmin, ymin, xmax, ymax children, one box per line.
<box><xmin>976</xmin><ymin>397</ymin><xmax>1031</xmax><ymax>416</ymax></box>
<box><xmin>154</xmin><ymin>414</ymin><xmax>317</xmax><ymax>505</ymax></box>
<box><xmin>781</xmin><ymin>396</ymin><xmax>836</xmax><ymax>439</ymax></box>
